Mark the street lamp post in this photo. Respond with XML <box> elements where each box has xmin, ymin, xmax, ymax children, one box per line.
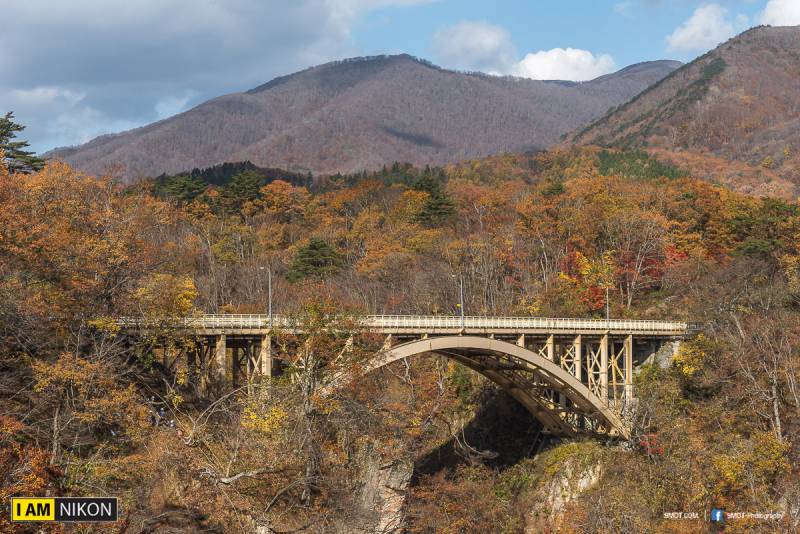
<box><xmin>460</xmin><ymin>276</ymin><xmax>465</xmax><ymax>329</ymax></box>
<box><xmin>268</xmin><ymin>268</ymin><xmax>273</xmax><ymax>329</ymax></box>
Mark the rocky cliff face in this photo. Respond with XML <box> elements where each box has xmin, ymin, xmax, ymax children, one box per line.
<box><xmin>524</xmin><ymin>452</ymin><xmax>603</xmax><ymax>532</ymax></box>
<box><xmin>356</xmin><ymin>458</ymin><xmax>413</xmax><ymax>534</ymax></box>
<box><xmin>337</xmin><ymin>447</ymin><xmax>413</xmax><ymax>534</ymax></box>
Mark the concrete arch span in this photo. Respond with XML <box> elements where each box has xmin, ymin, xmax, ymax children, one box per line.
<box><xmin>334</xmin><ymin>336</ymin><xmax>627</xmax><ymax>438</ymax></box>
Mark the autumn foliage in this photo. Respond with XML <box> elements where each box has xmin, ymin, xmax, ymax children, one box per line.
<box><xmin>1</xmin><ymin>148</ymin><xmax>799</xmax><ymax>531</ymax></box>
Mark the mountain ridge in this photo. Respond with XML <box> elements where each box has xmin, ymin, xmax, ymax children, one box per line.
<box><xmin>47</xmin><ymin>54</ymin><xmax>680</xmax><ymax>182</ymax></box>
<box><xmin>572</xmin><ymin>25</ymin><xmax>800</xmax><ymax>198</ymax></box>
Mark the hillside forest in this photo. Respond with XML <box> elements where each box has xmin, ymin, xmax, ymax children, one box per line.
<box><xmin>47</xmin><ymin>54</ymin><xmax>680</xmax><ymax>181</ymax></box>
<box><xmin>1</xmin><ymin>146</ymin><xmax>799</xmax><ymax>532</ymax></box>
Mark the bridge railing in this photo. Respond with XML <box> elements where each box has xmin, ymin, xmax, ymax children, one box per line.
<box><xmin>365</xmin><ymin>315</ymin><xmax>687</xmax><ymax>332</ymax></box>
<box><xmin>117</xmin><ymin>314</ymin><xmax>688</xmax><ymax>334</ymax></box>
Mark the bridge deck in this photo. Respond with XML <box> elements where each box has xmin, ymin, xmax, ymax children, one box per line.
<box><xmin>118</xmin><ymin>314</ymin><xmax>688</xmax><ymax>337</ymax></box>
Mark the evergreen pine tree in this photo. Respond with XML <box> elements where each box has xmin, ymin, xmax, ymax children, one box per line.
<box><xmin>221</xmin><ymin>170</ymin><xmax>265</xmax><ymax>212</ymax></box>
<box><xmin>412</xmin><ymin>168</ymin><xmax>454</xmax><ymax>226</ymax></box>
<box><xmin>162</xmin><ymin>174</ymin><xmax>207</xmax><ymax>203</ymax></box>
<box><xmin>287</xmin><ymin>238</ymin><xmax>342</xmax><ymax>282</ymax></box>
<box><xmin>1</xmin><ymin>112</ymin><xmax>45</xmax><ymax>173</ymax></box>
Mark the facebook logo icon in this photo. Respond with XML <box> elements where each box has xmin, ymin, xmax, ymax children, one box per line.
<box><xmin>711</xmin><ymin>508</ymin><xmax>725</xmax><ymax>523</ymax></box>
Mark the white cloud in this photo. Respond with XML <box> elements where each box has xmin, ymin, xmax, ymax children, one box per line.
<box><xmin>4</xmin><ymin>85</ymin><xmax>140</xmax><ymax>148</ymax></box>
<box><xmin>512</xmin><ymin>48</ymin><xmax>617</xmax><ymax>81</ymax></box>
<box><xmin>0</xmin><ymin>0</ymin><xmax>438</xmax><ymax>152</ymax></box>
<box><xmin>431</xmin><ymin>20</ymin><xmax>616</xmax><ymax>82</ymax></box>
<box><xmin>10</xmin><ymin>87</ymin><xmax>85</xmax><ymax>107</ymax></box>
<box><xmin>666</xmin><ymin>4</ymin><xmax>746</xmax><ymax>53</ymax></box>
<box><xmin>759</xmin><ymin>0</ymin><xmax>800</xmax><ymax>26</ymax></box>
<box><xmin>431</xmin><ymin>21</ymin><xmax>517</xmax><ymax>74</ymax></box>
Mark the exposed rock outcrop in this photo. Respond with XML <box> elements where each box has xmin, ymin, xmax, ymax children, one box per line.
<box><xmin>524</xmin><ymin>452</ymin><xmax>603</xmax><ymax>532</ymax></box>
<box><xmin>342</xmin><ymin>449</ymin><xmax>413</xmax><ymax>534</ymax></box>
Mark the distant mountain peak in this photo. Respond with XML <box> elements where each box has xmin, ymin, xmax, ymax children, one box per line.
<box><xmin>613</xmin><ymin>60</ymin><xmax>683</xmax><ymax>75</ymax></box>
<box><xmin>572</xmin><ymin>25</ymin><xmax>800</xmax><ymax>198</ymax></box>
<box><xmin>246</xmin><ymin>53</ymin><xmax>438</xmax><ymax>94</ymax></box>
<box><xmin>48</xmin><ymin>54</ymin><xmax>680</xmax><ymax>182</ymax></box>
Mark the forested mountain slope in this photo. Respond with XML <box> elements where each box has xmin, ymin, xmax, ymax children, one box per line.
<box><xmin>2</xmin><ymin>150</ymin><xmax>798</xmax><ymax>531</ymax></box>
<box><xmin>47</xmin><ymin>55</ymin><xmax>679</xmax><ymax>182</ymax></box>
<box><xmin>573</xmin><ymin>25</ymin><xmax>800</xmax><ymax>198</ymax></box>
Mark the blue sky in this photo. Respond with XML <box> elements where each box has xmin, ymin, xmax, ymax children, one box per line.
<box><xmin>356</xmin><ymin>0</ymin><xmax>758</xmax><ymax>66</ymax></box>
<box><xmin>1</xmin><ymin>0</ymin><xmax>798</xmax><ymax>152</ymax></box>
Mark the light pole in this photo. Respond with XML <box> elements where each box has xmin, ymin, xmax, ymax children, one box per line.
<box><xmin>268</xmin><ymin>269</ymin><xmax>273</xmax><ymax>329</ymax></box>
<box><xmin>601</xmin><ymin>252</ymin><xmax>611</xmax><ymax>322</ymax></box>
<box><xmin>460</xmin><ymin>275</ymin><xmax>465</xmax><ymax>329</ymax></box>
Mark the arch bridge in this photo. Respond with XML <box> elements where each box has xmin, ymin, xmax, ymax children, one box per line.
<box><xmin>118</xmin><ymin>315</ymin><xmax>690</xmax><ymax>438</ymax></box>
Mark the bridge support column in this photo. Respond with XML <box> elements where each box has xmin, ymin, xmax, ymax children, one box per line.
<box><xmin>552</xmin><ymin>332</ymin><xmax>564</xmax><ymax>410</ymax></box>
<box><xmin>574</xmin><ymin>335</ymin><xmax>582</xmax><ymax>382</ymax></box>
<box><xmin>161</xmin><ymin>340</ymin><xmax>169</xmax><ymax>370</ymax></box>
<box><xmin>600</xmin><ymin>334</ymin><xmax>609</xmax><ymax>402</ymax></box>
<box><xmin>196</xmin><ymin>338</ymin><xmax>211</xmax><ymax>397</ymax></box>
<box><xmin>259</xmin><ymin>335</ymin><xmax>272</xmax><ymax>378</ymax></box>
<box><xmin>187</xmin><ymin>338</ymin><xmax>211</xmax><ymax>397</ymax></box>
<box><xmin>382</xmin><ymin>334</ymin><xmax>393</xmax><ymax>351</ymax></box>
<box><xmin>233</xmin><ymin>346</ymin><xmax>241</xmax><ymax>387</ymax></box>
<box><xmin>517</xmin><ymin>334</ymin><xmax>525</xmax><ymax>348</ymax></box>
<box><xmin>187</xmin><ymin>343</ymin><xmax>197</xmax><ymax>383</ymax></box>
<box><xmin>624</xmin><ymin>334</ymin><xmax>633</xmax><ymax>400</ymax></box>
<box><xmin>213</xmin><ymin>334</ymin><xmax>227</xmax><ymax>385</ymax></box>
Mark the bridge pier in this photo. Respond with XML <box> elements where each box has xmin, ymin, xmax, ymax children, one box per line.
<box><xmin>545</xmin><ymin>334</ymin><xmax>554</xmax><ymax>361</ymax></box>
<box><xmin>624</xmin><ymin>334</ymin><xmax>633</xmax><ymax>400</ymax></box>
<box><xmin>188</xmin><ymin>337</ymin><xmax>215</xmax><ymax>397</ymax></box>
<box><xmin>600</xmin><ymin>334</ymin><xmax>609</xmax><ymax>401</ymax></box>
<box><xmin>187</xmin><ymin>344</ymin><xmax>197</xmax><ymax>384</ymax></box>
<box><xmin>227</xmin><ymin>336</ymin><xmax>275</xmax><ymax>391</ymax></box>
<box><xmin>585</xmin><ymin>341</ymin><xmax>601</xmax><ymax>399</ymax></box>
<box><xmin>192</xmin><ymin>334</ymin><xmax>277</xmax><ymax>392</ymax></box>
<box><xmin>214</xmin><ymin>334</ymin><xmax>227</xmax><ymax>387</ymax></box>
<box><xmin>259</xmin><ymin>335</ymin><xmax>272</xmax><ymax>377</ymax></box>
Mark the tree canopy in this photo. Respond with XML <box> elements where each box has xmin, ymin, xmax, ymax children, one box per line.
<box><xmin>2</xmin><ymin>147</ymin><xmax>799</xmax><ymax>533</ymax></box>
<box><xmin>0</xmin><ymin>112</ymin><xmax>45</xmax><ymax>173</ymax></box>
<box><xmin>286</xmin><ymin>237</ymin><xmax>342</xmax><ymax>282</ymax></box>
